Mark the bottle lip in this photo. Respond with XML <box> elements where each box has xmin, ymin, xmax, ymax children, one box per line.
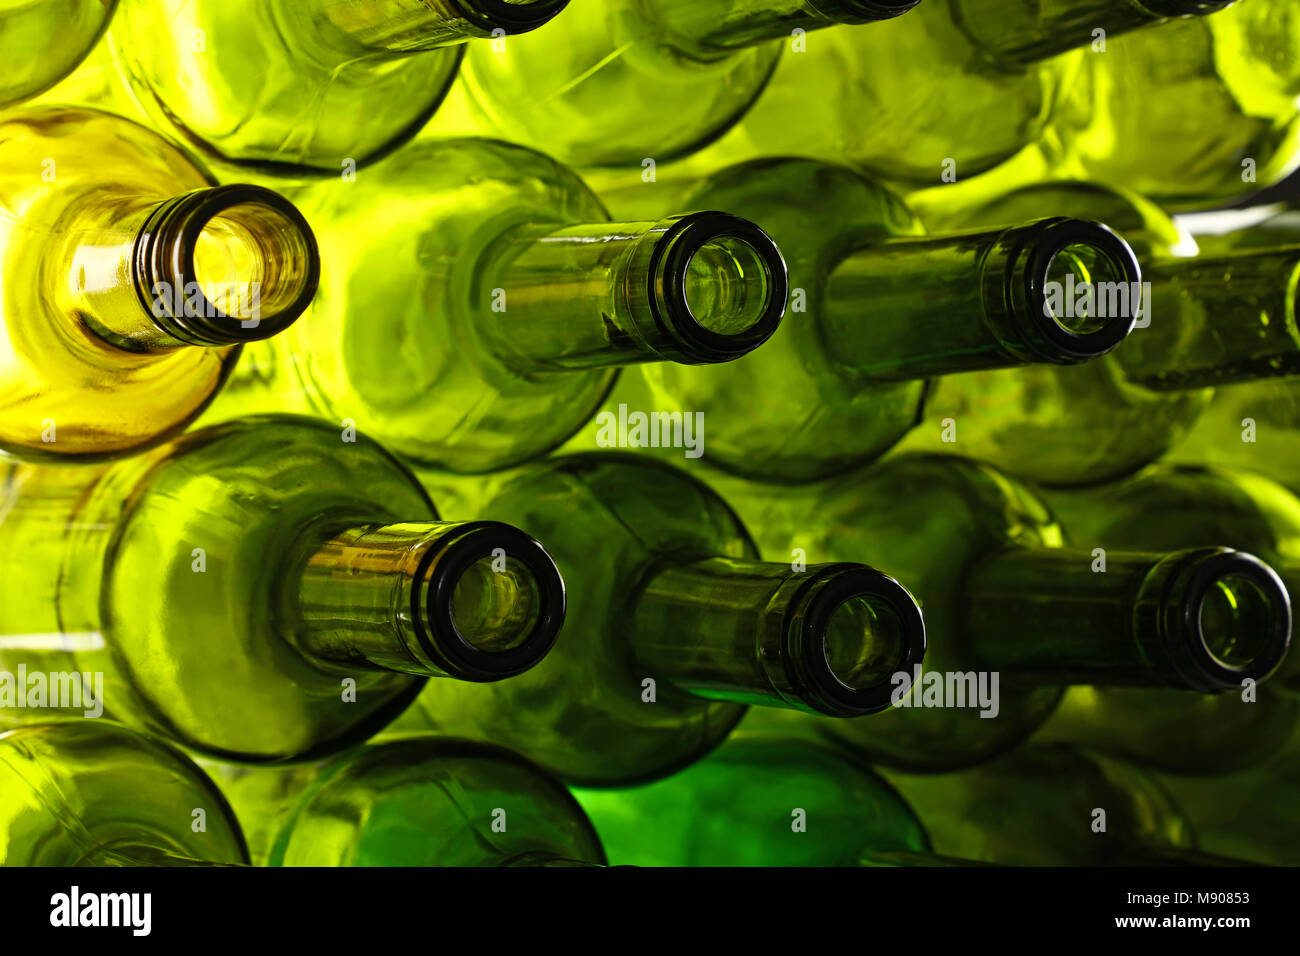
<box><xmin>1160</xmin><ymin>548</ymin><xmax>1292</xmax><ymax>691</ymax></box>
<box><xmin>452</xmin><ymin>0</ymin><xmax>570</xmax><ymax>34</ymax></box>
<box><xmin>1017</xmin><ymin>217</ymin><xmax>1141</xmax><ymax>363</ymax></box>
<box><xmin>646</xmin><ymin>210</ymin><xmax>788</xmax><ymax>365</ymax></box>
<box><xmin>410</xmin><ymin>521</ymin><xmax>566</xmax><ymax>682</ymax></box>
<box><xmin>133</xmin><ymin>184</ymin><xmax>321</xmax><ymax>347</ymax></box>
<box><xmin>785</xmin><ymin>564</ymin><xmax>927</xmax><ymax>718</ymax></box>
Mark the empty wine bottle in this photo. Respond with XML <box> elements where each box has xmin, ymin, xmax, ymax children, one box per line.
<box><xmin>108</xmin><ymin>0</ymin><xmax>568</xmax><ymax>173</ymax></box>
<box><xmin>710</xmin><ymin>453</ymin><xmax>1292</xmax><ymax>771</ymax></box>
<box><xmin>902</xmin><ymin>179</ymin><xmax>1300</xmax><ymax>485</ymax></box>
<box><xmin>385</xmin><ymin>452</ymin><xmax>927</xmax><ymax>786</ymax></box>
<box><xmin>630</xmin><ymin>158</ymin><xmax>1139</xmax><ymax>483</ymax></box>
<box><xmin>0</xmin><ymin>107</ymin><xmax>319</xmax><ymax>463</ymax></box>
<box><xmin>212</xmin><ymin>737</ymin><xmax>606</xmax><ymax>866</ymax></box>
<box><xmin>0</xmin><ymin>722</ymin><xmax>248</xmax><ymax>866</ymax></box>
<box><xmin>0</xmin><ymin>1</ymin><xmax>117</xmax><ymax>109</ymax></box>
<box><xmin>0</xmin><ymin>415</ymin><xmax>566</xmax><ymax>764</ymax></box>
<box><xmin>1054</xmin><ymin>0</ymin><xmax>1300</xmax><ymax>210</ymax></box>
<box><xmin>1025</xmin><ymin>464</ymin><xmax>1300</xmax><ymax>773</ymax></box>
<box><xmin>203</xmin><ymin>138</ymin><xmax>787</xmax><ymax>474</ymax></box>
<box><xmin>435</xmin><ymin>0</ymin><xmax>919</xmax><ymax>169</ymax></box>
<box><xmin>572</xmin><ymin>735</ymin><xmax>953</xmax><ymax>866</ymax></box>
<box><xmin>882</xmin><ymin>743</ymin><xmax>1247</xmax><ymax>865</ymax></box>
<box><xmin>711</xmin><ymin>0</ymin><xmax>1233</xmax><ymax>187</ymax></box>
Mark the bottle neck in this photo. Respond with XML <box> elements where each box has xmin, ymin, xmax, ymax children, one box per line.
<box><xmin>289</xmin><ymin>520</ymin><xmax>565</xmax><ymax>682</ymax></box>
<box><xmin>962</xmin><ymin>547</ymin><xmax>1291</xmax><ymax>692</ymax></box>
<box><xmin>646</xmin><ymin>0</ymin><xmax>918</xmax><ymax>59</ymax></box>
<box><xmin>1114</xmin><ymin>249</ymin><xmax>1300</xmax><ymax>391</ymax></box>
<box><xmin>64</xmin><ymin>184</ymin><xmax>319</xmax><ymax>354</ymax></box>
<box><xmin>821</xmin><ymin>218</ymin><xmax>1139</xmax><ymax>382</ymax></box>
<box><xmin>299</xmin><ymin>0</ymin><xmax>567</xmax><ymax>55</ymax></box>
<box><xmin>629</xmin><ymin>557</ymin><xmax>925</xmax><ymax>717</ymax></box>
<box><xmin>952</xmin><ymin>0</ymin><xmax>1234</xmax><ymax>70</ymax></box>
<box><xmin>481</xmin><ymin>212</ymin><xmax>786</xmax><ymax>373</ymax></box>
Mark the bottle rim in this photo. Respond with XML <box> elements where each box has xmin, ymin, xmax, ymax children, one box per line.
<box><xmin>410</xmin><ymin>520</ymin><xmax>567</xmax><ymax>682</ymax></box>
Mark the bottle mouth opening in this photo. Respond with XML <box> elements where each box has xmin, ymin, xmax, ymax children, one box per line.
<box><xmin>413</xmin><ymin>521</ymin><xmax>566</xmax><ymax>681</ymax></box>
<box><xmin>648</xmin><ymin>211</ymin><xmax>787</xmax><ymax>365</ymax></box>
<box><xmin>1169</xmin><ymin>550</ymin><xmax>1291</xmax><ymax>690</ymax></box>
<box><xmin>790</xmin><ymin>566</ymin><xmax>926</xmax><ymax>717</ymax></box>
<box><xmin>1021</xmin><ymin>218</ymin><xmax>1140</xmax><ymax>362</ymax></box>
<box><xmin>454</xmin><ymin>0</ymin><xmax>570</xmax><ymax>34</ymax></box>
<box><xmin>136</xmin><ymin>184</ymin><xmax>320</xmax><ymax>346</ymax></box>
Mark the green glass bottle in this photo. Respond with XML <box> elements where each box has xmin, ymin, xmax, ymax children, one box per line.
<box><xmin>203</xmin><ymin>138</ymin><xmax>787</xmax><ymax>474</ymax></box>
<box><xmin>901</xmin><ymin>179</ymin><xmax>1300</xmax><ymax>485</ymax></box>
<box><xmin>707</xmin><ymin>453</ymin><xmax>1291</xmax><ymax>771</ymax></box>
<box><xmin>108</xmin><ymin>0</ymin><xmax>568</xmax><ymax>174</ymax></box>
<box><xmin>1054</xmin><ymin>0</ymin><xmax>1300</xmax><ymax>211</ymax></box>
<box><xmin>0</xmin><ymin>1</ymin><xmax>117</xmax><ymax>108</ymax></box>
<box><xmin>882</xmin><ymin>743</ymin><xmax>1244</xmax><ymax>865</ymax></box>
<box><xmin>386</xmin><ymin>452</ymin><xmax>927</xmax><ymax>786</ymax></box>
<box><xmin>213</xmin><ymin>737</ymin><xmax>606</xmax><ymax>867</ymax></box>
<box><xmin>0</xmin><ymin>721</ymin><xmax>248</xmax><ymax>866</ymax></box>
<box><xmin>0</xmin><ymin>106</ymin><xmax>319</xmax><ymax>463</ymax></box>
<box><xmin>1026</xmin><ymin>465</ymin><xmax>1299</xmax><ymax>773</ymax></box>
<box><xmin>572</xmin><ymin>734</ymin><xmax>943</xmax><ymax>866</ymax></box>
<box><xmin>436</xmin><ymin>0</ymin><xmax>919</xmax><ymax>168</ymax></box>
<box><xmin>711</xmin><ymin>0</ymin><xmax>1231</xmax><ymax>188</ymax></box>
<box><xmin>631</xmin><ymin>157</ymin><xmax>1139</xmax><ymax>483</ymax></box>
<box><xmin>0</xmin><ymin>415</ymin><xmax>566</xmax><ymax>764</ymax></box>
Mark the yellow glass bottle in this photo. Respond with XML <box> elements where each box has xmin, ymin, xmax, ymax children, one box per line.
<box><xmin>0</xmin><ymin>106</ymin><xmax>319</xmax><ymax>462</ymax></box>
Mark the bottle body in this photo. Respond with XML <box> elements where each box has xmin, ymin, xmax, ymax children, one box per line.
<box><xmin>642</xmin><ymin>158</ymin><xmax>930</xmax><ymax>482</ymax></box>
<box><xmin>447</xmin><ymin>0</ymin><xmax>783</xmax><ymax>167</ymax></box>
<box><xmin>573</xmin><ymin>735</ymin><xmax>930</xmax><ymax>866</ymax></box>
<box><xmin>109</xmin><ymin>0</ymin><xmax>503</xmax><ymax>172</ymax></box>
<box><xmin>390</xmin><ymin>452</ymin><xmax>924</xmax><ymax>784</ymax></box>
<box><xmin>0</xmin><ymin>721</ymin><xmax>248</xmax><ymax>866</ymax></box>
<box><xmin>0</xmin><ymin>416</ymin><xmax>436</xmax><ymax>763</ymax></box>
<box><xmin>389</xmin><ymin>454</ymin><xmax>758</xmax><ymax>784</ymax></box>
<box><xmin>208</xmin><ymin>138</ymin><xmax>787</xmax><ymax>473</ymax></box>
<box><xmin>881</xmin><ymin>744</ymin><xmax>1203</xmax><ymax>865</ymax></box>
<box><xmin>0</xmin><ymin>0</ymin><xmax>118</xmax><ymax>108</ymax></box>
<box><xmin>640</xmin><ymin>160</ymin><xmax>1141</xmax><ymax>483</ymax></box>
<box><xmin>721</xmin><ymin>1</ymin><xmax>1081</xmax><ymax>185</ymax></box>
<box><xmin>1054</xmin><ymin>0</ymin><xmax>1300</xmax><ymax>210</ymax></box>
<box><xmin>218</xmin><ymin>737</ymin><xmax>607</xmax><ymax>867</ymax></box>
